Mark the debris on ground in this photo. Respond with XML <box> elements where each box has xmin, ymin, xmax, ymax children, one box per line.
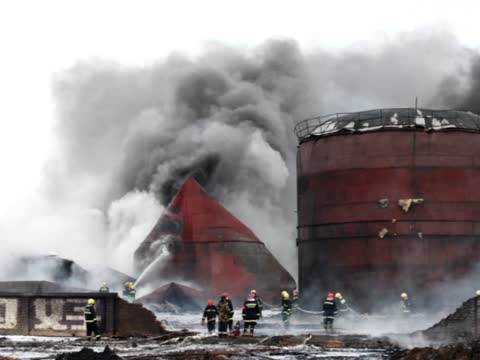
<box><xmin>55</xmin><ymin>346</ymin><xmax>122</xmax><ymax>360</ymax></box>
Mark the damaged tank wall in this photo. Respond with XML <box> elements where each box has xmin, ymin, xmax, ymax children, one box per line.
<box><xmin>297</xmin><ymin>115</ymin><xmax>480</xmax><ymax>310</ymax></box>
<box><xmin>0</xmin><ymin>292</ymin><xmax>165</xmax><ymax>337</ymax></box>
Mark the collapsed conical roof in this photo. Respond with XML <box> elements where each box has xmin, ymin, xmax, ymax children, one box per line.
<box><xmin>134</xmin><ymin>177</ymin><xmax>261</xmax><ymax>272</ymax></box>
<box><xmin>134</xmin><ymin>177</ymin><xmax>296</xmax><ymax>303</ymax></box>
<box><xmin>151</xmin><ymin>177</ymin><xmax>260</xmax><ymax>244</ymax></box>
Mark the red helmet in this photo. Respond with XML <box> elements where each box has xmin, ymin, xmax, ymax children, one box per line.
<box><xmin>207</xmin><ymin>299</ymin><xmax>214</xmax><ymax>305</ymax></box>
<box><xmin>327</xmin><ymin>292</ymin><xmax>334</xmax><ymax>298</ymax></box>
<box><xmin>248</xmin><ymin>293</ymin><xmax>255</xmax><ymax>300</ymax></box>
<box><xmin>222</xmin><ymin>292</ymin><xmax>229</xmax><ymax>297</ymax></box>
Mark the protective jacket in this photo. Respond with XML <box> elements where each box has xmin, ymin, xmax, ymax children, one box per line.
<box><xmin>202</xmin><ymin>305</ymin><xmax>218</xmax><ymax>322</ymax></box>
<box><xmin>322</xmin><ymin>296</ymin><xmax>337</xmax><ymax>318</ymax></box>
<box><xmin>282</xmin><ymin>298</ymin><xmax>292</xmax><ymax>316</ymax></box>
<box><xmin>242</xmin><ymin>298</ymin><xmax>260</xmax><ymax>322</ymax></box>
<box><xmin>218</xmin><ymin>296</ymin><xmax>234</xmax><ymax>319</ymax></box>
<box><xmin>84</xmin><ymin>304</ymin><xmax>97</xmax><ymax>323</ymax></box>
<box><xmin>217</xmin><ymin>300</ymin><xmax>231</xmax><ymax>321</ymax></box>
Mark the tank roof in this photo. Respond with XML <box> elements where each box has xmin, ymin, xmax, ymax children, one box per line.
<box><xmin>294</xmin><ymin>108</ymin><xmax>480</xmax><ymax>142</ymax></box>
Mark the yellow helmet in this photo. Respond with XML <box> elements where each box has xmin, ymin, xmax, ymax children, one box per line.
<box><xmin>476</xmin><ymin>290</ymin><xmax>480</xmax><ymax>296</ymax></box>
<box><xmin>335</xmin><ymin>292</ymin><xmax>342</xmax><ymax>299</ymax></box>
<box><xmin>250</xmin><ymin>289</ymin><xmax>256</xmax><ymax>294</ymax></box>
<box><xmin>281</xmin><ymin>290</ymin><xmax>289</xmax><ymax>299</ymax></box>
<box><xmin>401</xmin><ymin>292</ymin><xmax>408</xmax><ymax>299</ymax></box>
<box><xmin>87</xmin><ymin>298</ymin><xmax>95</xmax><ymax>305</ymax></box>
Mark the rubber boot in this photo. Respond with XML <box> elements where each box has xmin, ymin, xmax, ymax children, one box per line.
<box><xmin>250</xmin><ymin>328</ymin><xmax>254</xmax><ymax>337</ymax></box>
<box><xmin>243</xmin><ymin>328</ymin><xmax>247</xmax><ymax>336</ymax></box>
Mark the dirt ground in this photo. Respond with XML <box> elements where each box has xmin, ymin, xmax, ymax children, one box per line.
<box><xmin>0</xmin><ymin>331</ymin><xmax>397</xmax><ymax>359</ymax></box>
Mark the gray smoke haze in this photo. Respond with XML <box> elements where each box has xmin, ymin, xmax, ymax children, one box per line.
<box><xmin>28</xmin><ymin>30</ymin><xmax>480</xmax><ymax>285</ymax></box>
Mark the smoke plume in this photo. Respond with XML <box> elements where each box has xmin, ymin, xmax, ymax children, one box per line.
<box><xmin>17</xmin><ymin>30</ymin><xmax>480</xmax><ymax>287</ymax></box>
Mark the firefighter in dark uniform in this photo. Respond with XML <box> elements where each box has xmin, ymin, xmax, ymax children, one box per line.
<box><xmin>84</xmin><ymin>298</ymin><xmax>100</xmax><ymax>340</ymax></box>
<box><xmin>220</xmin><ymin>292</ymin><xmax>234</xmax><ymax>332</ymax></box>
<box><xmin>242</xmin><ymin>293</ymin><xmax>260</xmax><ymax>336</ymax></box>
<box><xmin>123</xmin><ymin>281</ymin><xmax>136</xmax><ymax>300</ymax></box>
<box><xmin>281</xmin><ymin>291</ymin><xmax>293</xmax><ymax>328</ymax></box>
<box><xmin>201</xmin><ymin>299</ymin><xmax>218</xmax><ymax>334</ymax></box>
<box><xmin>322</xmin><ymin>292</ymin><xmax>337</xmax><ymax>332</ymax></box>
<box><xmin>250</xmin><ymin>289</ymin><xmax>263</xmax><ymax>318</ymax></box>
<box><xmin>401</xmin><ymin>292</ymin><xmax>412</xmax><ymax>315</ymax></box>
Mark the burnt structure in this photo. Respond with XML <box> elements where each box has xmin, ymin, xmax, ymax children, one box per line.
<box><xmin>134</xmin><ymin>177</ymin><xmax>296</xmax><ymax>304</ymax></box>
<box><xmin>295</xmin><ymin>108</ymin><xmax>480</xmax><ymax>310</ymax></box>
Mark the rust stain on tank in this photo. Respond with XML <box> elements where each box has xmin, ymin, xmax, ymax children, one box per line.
<box><xmin>295</xmin><ymin>109</ymin><xmax>480</xmax><ymax>310</ymax></box>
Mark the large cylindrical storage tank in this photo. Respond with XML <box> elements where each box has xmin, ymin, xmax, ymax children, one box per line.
<box><xmin>295</xmin><ymin>109</ymin><xmax>480</xmax><ymax>311</ymax></box>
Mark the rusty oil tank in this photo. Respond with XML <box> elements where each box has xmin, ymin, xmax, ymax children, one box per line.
<box><xmin>295</xmin><ymin>108</ymin><xmax>480</xmax><ymax>310</ymax></box>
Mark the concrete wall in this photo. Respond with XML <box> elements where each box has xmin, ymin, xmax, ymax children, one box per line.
<box><xmin>0</xmin><ymin>292</ymin><xmax>165</xmax><ymax>337</ymax></box>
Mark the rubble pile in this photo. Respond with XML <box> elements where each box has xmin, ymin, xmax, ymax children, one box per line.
<box><xmin>422</xmin><ymin>296</ymin><xmax>479</xmax><ymax>342</ymax></box>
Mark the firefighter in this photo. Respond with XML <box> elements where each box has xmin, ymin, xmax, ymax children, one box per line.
<box><xmin>322</xmin><ymin>292</ymin><xmax>337</xmax><ymax>332</ymax></box>
<box><xmin>335</xmin><ymin>292</ymin><xmax>349</xmax><ymax>314</ymax></box>
<box><xmin>84</xmin><ymin>298</ymin><xmax>100</xmax><ymax>340</ymax></box>
<box><xmin>250</xmin><ymin>289</ymin><xmax>263</xmax><ymax>318</ymax></box>
<box><xmin>242</xmin><ymin>293</ymin><xmax>260</xmax><ymax>336</ymax></box>
<box><xmin>123</xmin><ymin>281</ymin><xmax>136</xmax><ymax>300</ymax></box>
<box><xmin>99</xmin><ymin>282</ymin><xmax>109</xmax><ymax>293</ymax></box>
<box><xmin>201</xmin><ymin>299</ymin><xmax>218</xmax><ymax>334</ymax></box>
<box><xmin>401</xmin><ymin>292</ymin><xmax>412</xmax><ymax>315</ymax></box>
<box><xmin>292</xmin><ymin>289</ymin><xmax>299</xmax><ymax>311</ymax></box>
<box><xmin>281</xmin><ymin>290</ymin><xmax>292</xmax><ymax>328</ymax></box>
<box><xmin>217</xmin><ymin>295</ymin><xmax>231</xmax><ymax>337</ymax></box>
<box><xmin>219</xmin><ymin>292</ymin><xmax>234</xmax><ymax>332</ymax></box>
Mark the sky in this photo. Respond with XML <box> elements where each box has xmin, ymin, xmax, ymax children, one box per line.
<box><xmin>0</xmin><ymin>0</ymin><xmax>479</xmax><ymax>226</ymax></box>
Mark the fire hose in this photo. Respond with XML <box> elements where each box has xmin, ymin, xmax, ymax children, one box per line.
<box><xmin>295</xmin><ymin>306</ymin><xmax>358</xmax><ymax>315</ymax></box>
<box><xmin>295</xmin><ymin>307</ymin><xmax>324</xmax><ymax>315</ymax></box>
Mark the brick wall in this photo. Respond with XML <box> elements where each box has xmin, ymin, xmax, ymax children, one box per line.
<box><xmin>0</xmin><ymin>292</ymin><xmax>165</xmax><ymax>337</ymax></box>
<box><xmin>423</xmin><ymin>297</ymin><xmax>480</xmax><ymax>342</ymax></box>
